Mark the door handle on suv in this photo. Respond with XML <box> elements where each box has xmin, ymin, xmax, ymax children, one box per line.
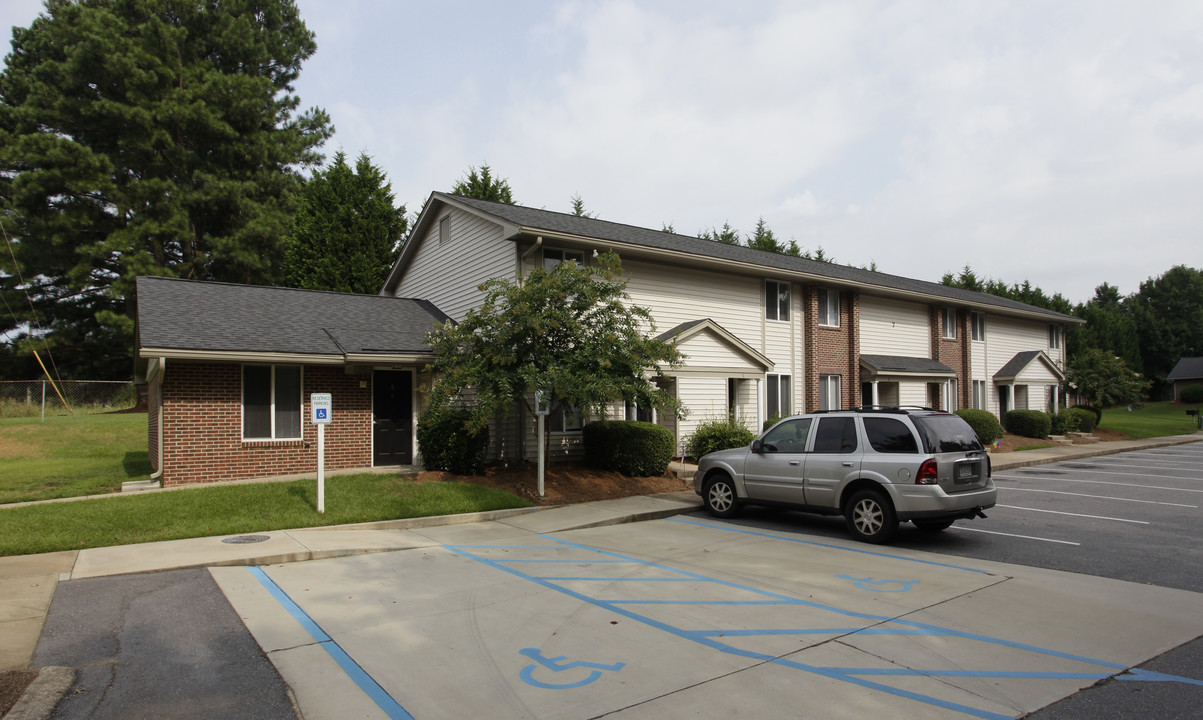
<box><xmin>789</xmin><ymin>460</ymin><xmax>800</xmax><ymax>466</ymax></box>
<box><xmin>842</xmin><ymin>461</ymin><xmax>854</xmax><ymax>467</ymax></box>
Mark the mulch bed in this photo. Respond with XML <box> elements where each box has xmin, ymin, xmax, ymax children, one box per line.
<box><xmin>0</xmin><ymin>669</ymin><xmax>38</xmax><ymax>716</ymax></box>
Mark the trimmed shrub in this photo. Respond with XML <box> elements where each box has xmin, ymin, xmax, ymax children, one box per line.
<box><xmin>1050</xmin><ymin>408</ymin><xmax>1080</xmax><ymax>435</ymax></box>
<box><xmin>762</xmin><ymin>415</ymin><xmax>782</xmax><ymax>431</ymax></box>
<box><xmin>1003</xmin><ymin>409</ymin><xmax>1052</xmax><ymax>439</ymax></box>
<box><xmin>417</xmin><ymin>407</ymin><xmax>489</xmax><ymax>474</ymax></box>
<box><xmin>688</xmin><ymin>417</ymin><xmax>756</xmax><ymax>459</ymax></box>
<box><xmin>1076</xmin><ymin>404</ymin><xmax>1103</xmax><ymax>425</ymax></box>
<box><xmin>954</xmin><ymin>409</ymin><xmax>1004</xmax><ymax>444</ymax></box>
<box><xmin>583</xmin><ymin>420</ymin><xmax>674</xmax><ymax>477</ymax></box>
<box><xmin>1067</xmin><ymin>407</ymin><xmax>1097</xmax><ymax>433</ymax></box>
<box><xmin>1180</xmin><ymin>384</ymin><xmax>1203</xmax><ymax>404</ymax></box>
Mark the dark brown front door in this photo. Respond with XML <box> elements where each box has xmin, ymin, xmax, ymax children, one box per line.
<box><xmin>373</xmin><ymin>370</ymin><xmax>412</xmax><ymax>465</ymax></box>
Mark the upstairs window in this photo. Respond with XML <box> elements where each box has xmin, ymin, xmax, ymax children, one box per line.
<box><xmin>818</xmin><ymin>288</ymin><xmax>840</xmax><ymax>327</ymax></box>
<box><xmin>1049</xmin><ymin>324</ymin><xmax>1061</xmax><ymax>349</ymax></box>
<box><xmin>543</xmin><ymin>248</ymin><xmax>584</xmax><ymax>271</ymax></box>
<box><xmin>765</xmin><ymin>280</ymin><xmax>790</xmax><ymax>321</ymax></box>
<box><xmin>971</xmin><ymin>312</ymin><xmax>986</xmax><ymax>341</ymax></box>
<box><xmin>438</xmin><ymin>215</ymin><xmax>450</xmax><ymax>243</ymax></box>
<box><xmin>942</xmin><ymin>307</ymin><xmax>956</xmax><ymax>339</ymax></box>
<box><xmin>243</xmin><ymin>365</ymin><xmax>301</xmax><ymax>440</ymax></box>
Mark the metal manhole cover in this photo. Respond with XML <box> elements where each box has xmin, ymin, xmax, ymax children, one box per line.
<box><xmin>222</xmin><ymin>534</ymin><xmax>271</xmax><ymax>544</ymax></box>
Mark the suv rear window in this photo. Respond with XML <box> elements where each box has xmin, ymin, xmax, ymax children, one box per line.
<box><xmin>911</xmin><ymin>415</ymin><xmax>984</xmax><ymax>453</ymax></box>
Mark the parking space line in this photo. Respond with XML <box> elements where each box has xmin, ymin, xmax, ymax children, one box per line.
<box><xmin>668</xmin><ymin>518</ymin><xmax>992</xmax><ymax>574</ymax></box>
<box><xmin>996</xmin><ymin>505</ymin><xmax>1149</xmax><ymax>524</ymax></box>
<box><xmin>949</xmin><ymin>527</ymin><xmax>1081</xmax><ymax>545</ymax></box>
<box><xmin>1007</xmin><ymin>468</ymin><xmax>1203</xmax><ymax>486</ymax></box>
<box><xmin>447</xmin><ymin>533</ymin><xmax>1163</xmax><ymax>720</ymax></box>
<box><xmin>995</xmin><ymin>473</ymin><xmax>1203</xmax><ymax>494</ymax></box>
<box><xmin>248</xmin><ymin>567</ymin><xmax>415</xmax><ymax>720</ymax></box>
<box><xmin>1002</xmin><ymin>487</ymin><xmax>1197</xmax><ymax>507</ymax></box>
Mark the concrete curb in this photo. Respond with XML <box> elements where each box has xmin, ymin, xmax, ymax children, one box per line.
<box><xmin>2</xmin><ymin>666</ymin><xmax>74</xmax><ymax>720</ymax></box>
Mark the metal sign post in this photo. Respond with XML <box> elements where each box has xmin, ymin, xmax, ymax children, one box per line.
<box><xmin>310</xmin><ymin>393</ymin><xmax>332</xmax><ymax>513</ymax></box>
<box><xmin>535</xmin><ymin>391</ymin><xmax>550</xmax><ymax>497</ymax></box>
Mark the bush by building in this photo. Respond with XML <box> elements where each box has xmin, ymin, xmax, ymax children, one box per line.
<box><xmin>1180</xmin><ymin>384</ymin><xmax>1203</xmax><ymax>405</ymax></box>
<box><xmin>1003</xmin><ymin>409</ymin><xmax>1052</xmax><ymax>439</ymax></box>
<box><xmin>417</xmin><ymin>407</ymin><xmax>489</xmax><ymax>474</ymax></box>
<box><xmin>954</xmin><ymin>409</ymin><xmax>1005</xmax><ymax>444</ymax></box>
<box><xmin>582</xmin><ymin>420</ymin><xmax>674</xmax><ymax>477</ymax></box>
<box><xmin>688</xmin><ymin>417</ymin><xmax>756</xmax><ymax>459</ymax></box>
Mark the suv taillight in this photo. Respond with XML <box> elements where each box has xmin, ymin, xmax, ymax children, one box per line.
<box><xmin>916</xmin><ymin>459</ymin><xmax>939</xmax><ymax>485</ymax></box>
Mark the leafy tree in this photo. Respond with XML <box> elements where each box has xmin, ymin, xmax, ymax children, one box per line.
<box><xmin>1129</xmin><ymin>265</ymin><xmax>1203</xmax><ymax>390</ymax></box>
<box><xmin>424</xmin><ymin>251</ymin><xmax>683</xmax><ymax>438</ymax></box>
<box><xmin>1071</xmin><ymin>283</ymin><xmax>1141</xmax><ymax>371</ymax></box>
<box><xmin>0</xmin><ymin>0</ymin><xmax>331</xmax><ymax>378</ymax></box>
<box><xmin>569</xmin><ymin>193</ymin><xmax>594</xmax><ymax>218</ymax></box>
<box><xmin>746</xmin><ymin>217</ymin><xmax>783</xmax><ymax>253</ymax></box>
<box><xmin>1066</xmin><ymin>348</ymin><xmax>1150</xmax><ymax>409</ymax></box>
<box><xmin>451</xmin><ymin>164</ymin><xmax>514</xmax><ymax>204</ymax></box>
<box><xmin>700</xmin><ymin>222</ymin><xmax>740</xmax><ymax>245</ymax></box>
<box><xmin>283</xmin><ymin>151</ymin><xmax>406</xmax><ymax>294</ymax></box>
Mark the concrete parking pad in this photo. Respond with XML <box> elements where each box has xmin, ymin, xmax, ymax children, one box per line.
<box><xmin>217</xmin><ymin>517</ymin><xmax>1203</xmax><ymax>720</ymax></box>
<box><xmin>0</xmin><ymin>551</ymin><xmax>76</xmax><ymax>671</ymax></box>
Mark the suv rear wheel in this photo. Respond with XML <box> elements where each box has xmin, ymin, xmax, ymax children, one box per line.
<box><xmin>845</xmin><ymin>489</ymin><xmax>898</xmax><ymax>544</ymax></box>
<box><xmin>703</xmin><ymin>475</ymin><xmax>741</xmax><ymax>518</ymax></box>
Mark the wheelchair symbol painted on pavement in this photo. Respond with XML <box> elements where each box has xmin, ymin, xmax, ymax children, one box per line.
<box><xmin>518</xmin><ymin>648</ymin><xmax>626</xmax><ymax>689</ymax></box>
<box><xmin>835</xmin><ymin>574</ymin><xmax>919</xmax><ymax>592</ymax></box>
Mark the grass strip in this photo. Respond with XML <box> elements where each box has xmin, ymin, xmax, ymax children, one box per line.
<box><xmin>1097</xmin><ymin>402</ymin><xmax>1202</xmax><ymax>439</ymax></box>
<box><xmin>0</xmin><ymin>474</ymin><xmax>532</xmax><ymax>556</ymax></box>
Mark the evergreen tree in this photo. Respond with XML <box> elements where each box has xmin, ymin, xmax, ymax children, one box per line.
<box><xmin>452</xmin><ymin>164</ymin><xmax>515</xmax><ymax>204</ymax></box>
<box><xmin>746</xmin><ymin>218</ymin><xmax>782</xmax><ymax>253</ymax></box>
<box><xmin>283</xmin><ymin>151</ymin><xmax>406</xmax><ymax>294</ymax></box>
<box><xmin>700</xmin><ymin>222</ymin><xmax>740</xmax><ymax>245</ymax></box>
<box><xmin>0</xmin><ymin>0</ymin><xmax>331</xmax><ymax>378</ymax></box>
<box><xmin>569</xmin><ymin>193</ymin><xmax>594</xmax><ymax>218</ymax></box>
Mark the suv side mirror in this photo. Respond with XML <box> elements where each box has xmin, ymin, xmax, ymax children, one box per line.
<box><xmin>751</xmin><ymin>439</ymin><xmax>762</xmax><ymax>454</ymax></box>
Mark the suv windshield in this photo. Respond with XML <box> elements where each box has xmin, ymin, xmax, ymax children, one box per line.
<box><xmin>911</xmin><ymin>415</ymin><xmax>984</xmax><ymax>453</ymax></box>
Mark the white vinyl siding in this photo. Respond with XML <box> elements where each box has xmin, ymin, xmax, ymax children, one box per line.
<box><xmin>859</xmin><ymin>295</ymin><xmax>929</xmax><ymax>357</ymax></box>
<box><xmin>970</xmin><ymin>314</ymin><xmax>1062</xmax><ymax>417</ymax></box>
<box><xmin>392</xmin><ymin>209</ymin><xmax>513</xmax><ymax>321</ymax></box>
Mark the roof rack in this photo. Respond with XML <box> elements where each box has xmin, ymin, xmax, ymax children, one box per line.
<box><xmin>812</xmin><ymin>405</ymin><xmax>937</xmax><ymax>415</ymax></box>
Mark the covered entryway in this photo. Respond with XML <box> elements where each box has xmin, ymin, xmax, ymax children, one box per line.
<box><xmin>373</xmin><ymin>370</ymin><xmax>413</xmax><ymax>465</ymax></box>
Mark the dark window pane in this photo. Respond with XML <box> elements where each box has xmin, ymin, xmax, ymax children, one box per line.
<box><xmin>275</xmin><ymin>366</ymin><xmax>301</xmax><ymax>439</ymax></box>
<box><xmin>767</xmin><ymin>375</ymin><xmax>780</xmax><ymax>418</ymax></box>
<box><xmin>243</xmin><ymin>366</ymin><xmax>271</xmax><ymax>438</ymax></box>
<box><xmin>913</xmin><ymin>415</ymin><xmax>983</xmax><ymax>453</ymax></box>
<box><xmin>813</xmin><ymin>417</ymin><xmax>857</xmax><ymax>453</ymax></box>
<box><xmin>863</xmin><ymin>417</ymin><xmax>918</xmax><ymax>453</ymax></box>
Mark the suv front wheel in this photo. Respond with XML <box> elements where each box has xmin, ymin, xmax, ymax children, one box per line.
<box><xmin>845</xmin><ymin>489</ymin><xmax>898</xmax><ymax>544</ymax></box>
<box><xmin>703</xmin><ymin>475</ymin><xmax>741</xmax><ymax>518</ymax></box>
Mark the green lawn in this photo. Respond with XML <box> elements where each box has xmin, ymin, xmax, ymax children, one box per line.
<box><xmin>1097</xmin><ymin>401</ymin><xmax>1203</xmax><ymax>439</ymax></box>
<box><xmin>0</xmin><ymin>413</ymin><xmax>532</xmax><ymax>556</ymax></box>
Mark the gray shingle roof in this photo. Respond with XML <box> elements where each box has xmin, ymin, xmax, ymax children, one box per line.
<box><xmin>430</xmin><ymin>192</ymin><xmax>1077</xmax><ymax>322</ymax></box>
<box><xmin>860</xmin><ymin>355</ymin><xmax>956</xmax><ymax>375</ymax></box>
<box><xmin>993</xmin><ymin>350</ymin><xmax>1046</xmax><ymax>380</ymax></box>
<box><xmin>136</xmin><ymin>276</ymin><xmax>448</xmax><ymax>357</ymax></box>
<box><xmin>1167</xmin><ymin>356</ymin><xmax>1203</xmax><ymax>381</ymax></box>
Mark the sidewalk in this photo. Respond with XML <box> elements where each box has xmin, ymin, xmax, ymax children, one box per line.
<box><xmin>1</xmin><ymin>432</ymin><xmax>1199</xmax><ymax>717</ymax></box>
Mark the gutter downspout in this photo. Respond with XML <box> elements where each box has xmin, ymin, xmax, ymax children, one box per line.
<box><xmin>150</xmin><ymin>358</ymin><xmax>165</xmax><ymax>481</ymax></box>
<box><xmin>518</xmin><ymin>236</ymin><xmax>543</xmax><ymax>285</ymax></box>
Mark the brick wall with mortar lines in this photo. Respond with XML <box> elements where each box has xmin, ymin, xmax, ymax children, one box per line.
<box><xmin>803</xmin><ymin>287</ymin><xmax>859</xmax><ymax>411</ymax></box>
<box><xmin>160</xmin><ymin>363</ymin><xmax>374</xmax><ymax>485</ymax></box>
<box><xmin>929</xmin><ymin>306</ymin><xmax>971</xmax><ymax>408</ymax></box>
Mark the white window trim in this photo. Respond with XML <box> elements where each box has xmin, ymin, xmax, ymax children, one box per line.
<box><xmin>819</xmin><ymin>374</ymin><xmax>841</xmax><ymax>411</ymax></box>
<box><xmin>765</xmin><ymin>280</ymin><xmax>790</xmax><ymax>322</ymax></box>
<box><xmin>1049</xmin><ymin>324</ymin><xmax>1061</xmax><ymax>349</ymax></box>
<box><xmin>818</xmin><ymin>289</ymin><xmax>840</xmax><ymax>328</ymax></box>
<box><xmin>438</xmin><ymin>215</ymin><xmax>450</xmax><ymax>244</ymax></box>
<box><xmin>971</xmin><ymin>312</ymin><xmax>986</xmax><ymax>341</ymax></box>
<box><xmin>241</xmin><ymin>364</ymin><xmax>303</xmax><ymax>442</ymax></box>
<box><xmin>766</xmin><ymin>373</ymin><xmax>791</xmax><ymax>419</ymax></box>
<box><xmin>543</xmin><ymin>247</ymin><xmax>585</xmax><ymax>271</ymax></box>
<box><xmin>943</xmin><ymin>378</ymin><xmax>958</xmax><ymax>412</ymax></box>
<box><xmin>972</xmin><ymin>380</ymin><xmax>986</xmax><ymax>410</ymax></box>
<box><xmin>942</xmin><ymin>307</ymin><xmax>956</xmax><ymax>339</ymax></box>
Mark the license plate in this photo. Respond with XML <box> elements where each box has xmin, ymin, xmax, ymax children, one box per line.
<box><xmin>955</xmin><ymin>463</ymin><xmax>978</xmax><ymax>483</ymax></box>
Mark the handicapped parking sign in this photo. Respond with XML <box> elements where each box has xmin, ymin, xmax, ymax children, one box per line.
<box><xmin>310</xmin><ymin>393</ymin><xmax>332</xmax><ymax>425</ymax></box>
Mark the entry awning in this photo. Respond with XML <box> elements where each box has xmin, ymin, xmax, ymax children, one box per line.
<box><xmin>993</xmin><ymin>350</ymin><xmax>1066</xmax><ymax>383</ymax></box>
<box><xmin>860</xmin><ymin>354</ymin><xmax>956</xmax><ymax>380</ymax></box>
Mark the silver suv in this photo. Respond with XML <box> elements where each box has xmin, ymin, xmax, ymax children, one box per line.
<box><xmin>692</xmin><ymin>407</ymin><xmax>996</xmax><ymax>543</ymax></box>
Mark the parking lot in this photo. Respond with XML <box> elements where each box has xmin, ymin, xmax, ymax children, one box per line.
<box><xmin>214</xmin><ymin>446</ymin><xmax>1203</xmax><ymax>720</ymax></box>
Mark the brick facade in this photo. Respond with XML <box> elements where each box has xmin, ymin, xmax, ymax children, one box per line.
<box><xmin>803</xmin><ymin>286</ymin><xmax>859</xmax><ymax>411</ymax></box>
<box><xmin>158</xmin><ymin>362</ymin><xmax>376</xmax><ymax>485</ymax></box>
<box><xmin>929</xmin><ymin>305</ymin><xmax>971</xmax><ymax>409</ymax></box>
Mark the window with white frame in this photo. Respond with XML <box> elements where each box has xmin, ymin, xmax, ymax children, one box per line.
<box><xmin>972</xmin><ymin>380</ymin><xmax>986</xmax><ymax>410</ymax></box>
<box><xmin>438</xmin><ymin>215</ymin><xmax>450</xmax><ymax>244</ymax></box>
<box><xmin>550</xmin><ymin>400</ymin><xmax>583</xmax><ymax>433</ymax></box>
<box><xmin>543</xmin><ymin>248</ymin><xmax>584</xmax><ymax>271</ymax></box>
<box><xmin>765</xmin><ymin>280</ymin><xmax>790</xmax><ymax>322</ymax></box>
<box><xmin>970</xmin><ymin>312</ymin><xmax>986</xmax><ymax>341</ymax></box>
<box><xmin>943</xmin><ymin>378</ymin><xmax>958</xmax><ymax>412</ymax></box>
<box><xmin>766</xmin><ymin>374</ymin><xmax>791</xmax><ymax>419</ymax></box>
<box><xmin>942</xmin><ymin>307</ymin><xmax>956</xmax><ymax>339</ymax></box>
<box><xmin>819</xmin><ymin>374</ymin><xmax>841</xmax><ymax>411</ymax></box>
<box><xmin>242</xmin><ymin>365</ymin><xmax>301</xmax><ymax>440</ymax></box>
<box><xmin>1048</xmin><ymin>324</ymin><xmax>1061</xmax><ymax>349</ymax></box>
<box><xmin>818</xmin><ymin>288</ymin><xmax>840</xmax><ymax>327</ymax></box>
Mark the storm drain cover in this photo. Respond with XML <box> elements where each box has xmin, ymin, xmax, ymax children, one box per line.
<box><xmin>222</xmin><ymin>534</ymin><xmax>271</xmax><ymax>544</ymax></box>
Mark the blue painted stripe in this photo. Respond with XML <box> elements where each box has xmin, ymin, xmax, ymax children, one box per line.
<box><xmin>248</xmin><ymin>567</ymin><xmax>415</xmax><ymax>720</ymax></box>
<box><xmin>608</xmin><ymin>599</ymin><xmax>801</xmax><ymax>605</ymax></box>
<box><xmin>668</xmin><ymin>517</ymin><xmax>993</xmax><ymax>574</ymax></box>
<box><xmin>540</xmin><ymin>577</ymin><xmax>698</xmax><ymax>582</ymax></box>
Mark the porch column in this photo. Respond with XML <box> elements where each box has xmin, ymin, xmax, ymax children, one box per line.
<box><xmin>871</xmin><ymin>381</ymin><xmax>879</xmax><ymax>406</ymax></box>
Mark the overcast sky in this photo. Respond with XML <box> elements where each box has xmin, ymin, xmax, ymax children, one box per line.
<box><xmin>3</xmin><ymin>1</ymin><xmax>1201</xmax><ymax>303</ymax></box>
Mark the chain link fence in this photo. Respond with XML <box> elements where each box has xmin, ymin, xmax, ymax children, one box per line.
<box><xmin>0</xmin><ymin>380</ymin><xmax>138</xmax><ymax>418</ymax></box>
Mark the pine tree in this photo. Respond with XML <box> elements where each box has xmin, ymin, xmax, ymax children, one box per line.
<box><xmin>452</xmin><ymin>164</ymin><xmax>515</xmax><ymax>204</ymax></box>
